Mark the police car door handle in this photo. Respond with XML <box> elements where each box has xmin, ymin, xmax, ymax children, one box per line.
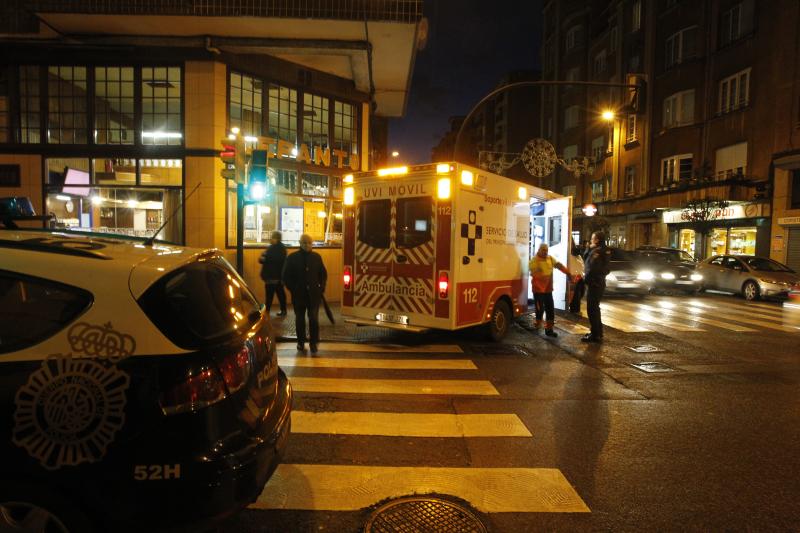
<box><xmin>462</xmin><ymin>256</ymin><xmax>470</xmax><ymax>265</ymax></box>
<box><xmin>396</xmin><ymin>254</ymin><xmax>407</xmax><ymax>263</ymax></box>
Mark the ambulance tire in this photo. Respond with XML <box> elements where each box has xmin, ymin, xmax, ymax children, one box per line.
<box><xmin>487</xmin><ymin>300</ymin><xmax>511</xmax><ymax>341</ymax></box>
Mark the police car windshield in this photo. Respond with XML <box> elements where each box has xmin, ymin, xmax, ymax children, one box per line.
<box><xmin>138</xmin><ymin>257</ymin><xmax>261</xmax><ymax>348</ymax></box>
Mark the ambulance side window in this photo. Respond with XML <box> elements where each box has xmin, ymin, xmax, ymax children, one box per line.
<box><xmin>358</xmin><ymin>199</ymin><xmax>391</xmax><ymax>249</ymax></box>
<box><xmin>396</xmin><ymin>197</ymin><xmax>432</xmax><ymax>248</ymax></box>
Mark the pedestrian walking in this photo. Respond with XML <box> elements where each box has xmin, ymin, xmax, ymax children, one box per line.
<box><xmin>529</xmin><ymin>243</ymin><xmax>573</xmax><ymax>337</ymax></box>
<box><xmin>581</xmin><ymin>231</ymin><xmax>611</xmax><ymax>343</ymax></box>
<box><xmin>282</xmin><ymin>233</ymin><xmax>327</xmax><ymax>353</ymax></box>
<box><xmin>259</xmin><ymin>231</ymin><xmax>287</xmax><ymax>317</ymax></box>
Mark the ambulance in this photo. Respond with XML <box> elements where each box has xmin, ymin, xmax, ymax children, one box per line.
<box><xmin>340</xmin><ymin>162</ymin><xmax>573</xmax><ymax>340</ymax></box>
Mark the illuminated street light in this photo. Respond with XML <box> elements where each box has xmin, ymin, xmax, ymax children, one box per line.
<box><xmin>601</xmin><ymin>110</ymin><xmax>615</xmax><ymax>121</ymax></box>
<box><xmin>391</xmin><ymin>151</ymin><xmax>400</xmax><ymax>157</ymax></box>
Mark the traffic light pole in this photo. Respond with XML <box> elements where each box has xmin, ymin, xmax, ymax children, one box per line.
<box><xmin>236</xmin><ymin>182</ymin><xmax>245</xmax><ymax>275</ymax></box>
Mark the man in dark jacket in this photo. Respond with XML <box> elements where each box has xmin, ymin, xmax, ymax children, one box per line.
<box><xmin>282</xmin><ymin>233</ymin><xmax>327</xmax><ymax>353</ymax></box>
<box><xmin>259</xmin><ymin>231</ymin><xmax>288</xmax><ymax>317</ymax></box>
<box><xmin>581</xmin><ymin>231</ymin><xmax>610</xmax><ymax>343</ymax></box>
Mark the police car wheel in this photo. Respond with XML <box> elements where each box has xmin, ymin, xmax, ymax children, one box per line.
<box><xmin>0</xmin><ymin>484</ymin><xmax>93</xmax><ymax>533</ymax></box>
<box><xmin>487</xmin><ymin>300</ymin><xmax>511</xmax><ymax>341</ymax></box>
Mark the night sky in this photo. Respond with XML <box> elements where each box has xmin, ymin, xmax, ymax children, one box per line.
<box><xmin>388</xmin><ymin>0</ymin><xmax>543</xmax><ymax>164</ymax></box>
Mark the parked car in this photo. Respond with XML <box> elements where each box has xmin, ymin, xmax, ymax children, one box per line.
<box><xmin>696</xmin><ymin>255</ymin><xmax>800</xmax><ymax>300</ymax></box>
<box><xmin>634</xmin><ymin>250</ymin><xmax>704</xmax><ymax>294</ymax></box>
<box><xmin>636</xmin><ymin>246</ymin><xmax>699</xmax><ymax>269</ymax></box>
<box><xmin>604</xmin><ymin>248</ymin><xmax>652</xmax><ymax>296</ymax></box>
<box><xmin>0</xmin><ymin>217</ymin><xmax>292</xmax><ymax>531</ymax></box>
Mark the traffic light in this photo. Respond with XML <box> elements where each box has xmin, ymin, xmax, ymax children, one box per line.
<box><xmin>247</xmin><ymin>149</ymin><xmax>269</xmax><ymax>201</ymax></box>
<box><xmin>219</xmin><ymin>133</ymin><xmax>248</xmax><ymax>184</ymax></box>
<box><xmin>219</xmin><ymin>138</ymin><xmax>236</xmax><ymax>181</ymax></box>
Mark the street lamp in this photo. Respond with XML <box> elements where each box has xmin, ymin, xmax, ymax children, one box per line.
<box><xmin>391</xmin><ymin>151</ymin><xmax>400</xmax><ymax>158</ymax></box>
<box><xmin>601</xmin><ymin>110</ymin><xmax>615</xmax><ymax>122</ymax></box>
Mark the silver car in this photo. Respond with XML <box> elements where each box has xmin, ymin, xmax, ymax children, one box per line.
<box><xmin>696</xmin><ymin>255</ymin><xmax>800</xmax><ymax>300</ymax></box>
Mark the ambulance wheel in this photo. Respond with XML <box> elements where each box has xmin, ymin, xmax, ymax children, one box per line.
<box><xmin>487</xmin><ymin>300</ymin><xmax>511</xmax><ymax>341</ymax></box>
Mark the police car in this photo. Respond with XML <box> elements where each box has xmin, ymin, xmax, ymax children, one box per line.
<box><xmin>0</xmin><ymin>209</ymin><xmax>292</xmax><ymax>531</ymax></box>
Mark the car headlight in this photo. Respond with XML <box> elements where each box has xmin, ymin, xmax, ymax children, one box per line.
<box><xmin>637</xmin><ymin>270</ymin><xmax>654</xmax><ymax>281</ymax></box>
<box><xmin>660</xmin><ymin>272</ymin><xmax>676</xmax><ymax>280</ymax></box>
<box><xmin>690</xmin><ymin>273</ymin><xmax>703</xmax><ymax>281</ymax></box>
<box><xmin>606</xmin><ymin>272</ymin><xmax>618</xmax><ymax>282</ymax></box>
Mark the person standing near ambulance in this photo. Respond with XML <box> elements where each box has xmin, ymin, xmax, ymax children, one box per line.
<box><xmin>529</xmin><ymin>243</ymin><xmax>573</xmax><ymax>337</ymax></box>
<box><xmin>581</xmin><ymin>231</ymin><xmax>611</xmax><ymax>343</ymax></box>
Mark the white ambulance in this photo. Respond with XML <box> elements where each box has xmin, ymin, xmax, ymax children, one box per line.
<box><xmin>340</xmin><ymin>162</ymin><xmax>573</xmax><ymax>340</ymax></box>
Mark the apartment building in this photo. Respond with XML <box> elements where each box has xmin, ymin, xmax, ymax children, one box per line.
<box><xmin>541</xmin><ymin>0</ymin><xmax>800</xmax><ymax>268</ymax></box>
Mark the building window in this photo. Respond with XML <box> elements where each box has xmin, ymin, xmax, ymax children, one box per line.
<box><xmin>565</xmin><ymin>67</ymin><xmax>581</xmax><ymax>86</ymax></box>
<box><xmin>334</xmin><ymin>101</ymin><xmax>357</xmax><ymax>163</ymax></box>
<box><xmin>660</xmin><ymin>154</ymin><xmax>693</xmax><ymax>184</ymax></box>
<box><xmin>718</xmin><ymin>68</ymin><xmax>750</xmax><ymax>114</ymax></box>
<box><xmin>720</xmin><ymin>1</ymin><xmax>753</xmax><ymax>47</ymax></box>
<box><xmin>715</xmin><ymin>142</ymin><xmax>747</xmax><ymax>180</ymax></box>
<box><xmin>626</xmin><ymin>114</ymin><xmax>638</xmax><ymax>143</ymax></box>
<box><xmin>625</xmin><ymin>165</ymin><xmax>636</xmax><ymax>195</ymax></box>
<box><xmin>591</xmin><ymin>180</ymin><xmax>604</xmax><ymax>201</ymax></box>
<box><xmin>591</xmin><ymin>136</ymin><xmax>606</xmax><ymax>161</ymax></box>
<box><xmin>665</xmin><ymin>26</ymin><xmax>698</xmax><ymax>69</ymax></box>
<box><xmin>563</xmin><ymin>144</ymin><xmax>578</xmax><ymax>162</ymax></box>
<box><xmin>543</xmin><ymin>42</ymin><xmax>555</xmax><ymax>71</ymax></box>
<box><xmin>0</xmin><ymin>67</ymin><xmax>8</xmax><ymax>143</ymax></box>
<box><xmin>94</xmin><ymin>66</ymin><xmax>135</xmax><ymax>145</ymax></box>
<box><xmin>632</xmin><ymin>0</ymin><xmax>642</xmax><ymax>32</ymax></box>
<box><xmin>565</xmin><ymin>26</ymin><xmax>582</xmax><ymax>52</ymax></box>
<box><xmin>791</xmin><ymin>170</ymin><xmax>800</xmax><ymax>209</ymax></box>
<box><xmin>229</xmin><ymin>71</ymin><xmax>263</xmax><ymax>138</ymax></box>
<box><xmin>546</xmin><ymin>117</ymin><xmax>553</xmax><ymax>138</ymax></box>
<box><xmin>141</xmin><ymin>67</ymin><xmax>182</xmax><ymax>146</ymax></box>
<box><xmin>20</xmin><ymin>66</ymin><xmax>41</xmax><ymax>144</ymax></box>
<box><xmin>47</xmin><ymin>66</ymin><xmax>88</xmax><ymax>144</ymax></box>
<box><xmin>663</xmin><ymin>89</ymin><xmax>695</xmax><ymax>128</ymax></box>
<box><xmin>268</xmin><ymin>84</ymin><xmax>297</xmax><ymax>145</ymax></box>
<box><xmin>563</xmin><ymin>106</ymin><xmax>579</xmax><ymax>130</ymax></box>
<box><xmin>629</xmin><ymin>54</ymin><xmax>641</xmax><ymax>72</ymax></box>
<box><xmin>594</xmin><ymin>50</ymin><xmax>608</xmax><ymax>77</ymax></box>
<box><xmin>44</xmin><ymin>157</ymin><xmax>183</xmax><ymax>243</ymax></box>
<box><xmin>303</xmin><ymin>93</ymin><xmax>329</xmax><ymax>152</ymax></box>
<box><xmin>610</xmin><ymin>26</ymin><xmax>618</xmax><ymax>52</ymax></box>
<box><xmin>562</xmin><ymin>185</ymin><xmax>576</xmax><ymax>197</ymax></box>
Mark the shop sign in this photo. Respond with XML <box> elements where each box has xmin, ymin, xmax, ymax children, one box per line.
<box><xmin>662</xmin><ymin>203</ymin><xmax>763</xmax><ymax>224</ymax></box>
<box><xmin>253</xmin><ymin>136</ymin><xmax>359</xmax><ymax>171</ymax></box>
<box><xmin>778</xmin><ymin>216</ymin><xmax>800</xmax><ymax>226</ymax></box>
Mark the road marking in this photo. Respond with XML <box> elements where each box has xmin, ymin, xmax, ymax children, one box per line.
<box><xmin>289</xmin><ymin>377</ymin><xmax>500</xmax><ymax>395</ymax></box>
<box><xmin>277</xmin><ymin>342</ymin><xmax>463</xmax><ymax>353</ymax></box>
<box><xmin>601</xmin><ymin>303</ymin><xmax>705</xmax><ymax>332</ymax></box>
<box><xmin>253</xmin><ymin>464</ymin><xmax>590</xmax><ymax>513</ymax></box>
<box><xmin>575</xmin><ymin>310</ymin><xmax>651</xmax><ymax>332</ymax></box>
<box><xmin>279</xmin><ymin>356</ymin><xmax>477</xmax><ymax>370</ymax></box>
<box><xmin>685</xmin><ymin>298</ymin><xmax>785</xmax><ymax>316</ymax></box>
<box><xmin>554</xmin><ymin>318</ymin><xmax>590</xmax><ymax>334</ymax></box>
<box><xmin>291</xmin><ymin>411</ymin><xmax>532</xmax><ymax>437</ymax></box>
<box><xmin>613</xmin><ymin>301</ymin><xmax>757</xmax><ymax>332</ymax></box>
<box><xmin>686</xmin><ymin>298</ymin><xmax>800</xmax><ymax>324</ymax></box>
<box><xmin>678</xmin><ymin>303</ymin><xmax>800</xmax><ymax>333</ymax></box>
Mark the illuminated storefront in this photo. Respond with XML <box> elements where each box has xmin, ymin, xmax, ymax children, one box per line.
<box><xmin>663</xmin><ymin>202</ymin><xmax>770</xmax><ymax>259</ymax></box>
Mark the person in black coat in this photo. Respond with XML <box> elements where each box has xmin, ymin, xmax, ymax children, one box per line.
<box><xmin>581</xmin><ymin>231</ymin><xmax>611</xmax><ymax>343</ymax></box>
<box><xmin>259</xmin><ymin>231</ymin><xmax>287</xmax><ymax>316</ymax></box>
<box><xmin>282</xmin><ymin>233</ymin><xmax>327</xmax><ymax>353</ymax></box>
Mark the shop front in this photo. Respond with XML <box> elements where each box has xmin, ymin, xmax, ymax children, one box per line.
<box><xmin>662</xmin><ymin>202</ymin><xmax>771</xmax><ymax>259</ymax></box>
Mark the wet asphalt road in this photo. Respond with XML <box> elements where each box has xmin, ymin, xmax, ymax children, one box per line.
<box><xmin>220</xmin><ymin>292</ymin><xmax>800</xmax><ymax>532</ymax></box>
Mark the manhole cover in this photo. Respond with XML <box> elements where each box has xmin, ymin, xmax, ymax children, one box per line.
<box><xmin>629</xmin><ymin>361</ymin><xmax>677</xmax><ymax>373</ymax></box>
<box><xmin>627</xmin><ymin>344</ymin><xmax>663</xmax><ymax>353</ymax></box>
<box><xmin>364</xmin><ymin>496</ymin><xmax>487</xmax><ymax>533</ymax></box>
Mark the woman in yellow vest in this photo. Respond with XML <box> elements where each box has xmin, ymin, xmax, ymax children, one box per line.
<box><xmin>529</xmin><ymin>243</ymin><xmax>573</xmax><ymax>337</ymax></box>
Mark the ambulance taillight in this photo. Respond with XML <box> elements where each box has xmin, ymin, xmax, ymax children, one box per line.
<box><xmin>343</xmin><ymin>266</ymin><xmax>353</xmax><ymax>291</ymax></box>
<box><xmin>438</xmin><ymin>271</ymin><xmax>449</xmax><ymax>299</ymax></box>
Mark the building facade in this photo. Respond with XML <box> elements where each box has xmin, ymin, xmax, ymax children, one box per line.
<box><xmin>541</xmin><ymin>0</ymin><xmax>800</xmax><ymax>268</ymax></box>
<box><xmin>0</xmin><ymin>0</ymin><xmax>425</xmax><ymax>300</ymax></box>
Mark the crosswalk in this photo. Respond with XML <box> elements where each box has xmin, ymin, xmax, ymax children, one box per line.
<box><xmin>555</xmin><ymin>296</ymin><xmax>800</xmax><ymax>336</ymax></box>
<box><xmin>251</xmin><ymin>343</ymin><xmax>591</xmax><ymax>515</ymax></box>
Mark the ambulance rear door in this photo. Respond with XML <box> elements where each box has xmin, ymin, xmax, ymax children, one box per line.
<box><xmin>544</xmin><ymin>196</ymin><xmax>573</xmax><ymax>310</ymax></box>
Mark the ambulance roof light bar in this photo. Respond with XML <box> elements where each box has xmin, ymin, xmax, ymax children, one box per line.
<box><xmin>436</xmin><ymin>163</ymin><xmax>452</xmax><ymax>174</ymax></box>
<box><xmin>377</xmin><ymin>166</ymin><xmax>408</xmax><ymax>177</ymax></box>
